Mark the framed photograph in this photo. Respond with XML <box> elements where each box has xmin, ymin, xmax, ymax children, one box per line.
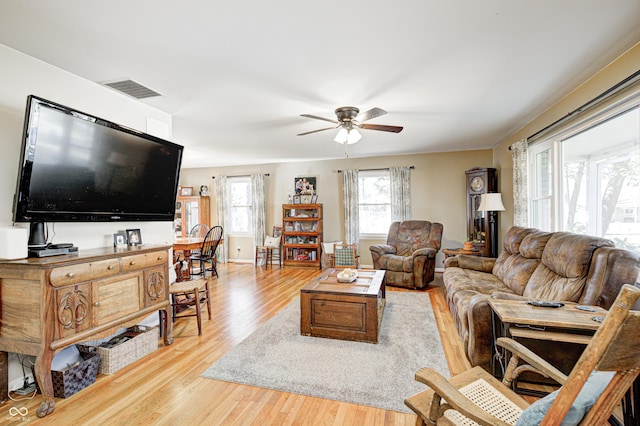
<box><xmin>180</xmin><ymin>186</ymin><xmax>193</xmax><ymax>196</ymax></box>
<box><xmin>311</xmin><ymin>194</ymin><xmax>318</xmax><ymax>204</ymax></box>
<box><xmin>126</xmin><ymin>228</ymin><xmax>142</xmax><ymax>246</ymax></box>
<box><xmin>292</xmin><ymin>195</ymin><xmax>302</xmax><ymax>204</ymax></box>
<box><xmin>301</xmin><ymin>194</ymin><xmax>312</xmax><ymax>204</ymax></box>
<box><xmin>294</xmin><ymin>176</ymin><xmax>316</xmax><ymax>196</ymax></box>
<box><xmin>113</xmin><ymin>232</ymin><xmax>127</xmax><ymax>247</ymax></box>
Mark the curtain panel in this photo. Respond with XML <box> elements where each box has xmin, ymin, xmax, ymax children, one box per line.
<box><xmin>251</xmin><ymin>174</ymin><xmax>266</xmax><ymax>249</ymax></box>
<box><xmin>341</xmin><ymin>169</ymin><xmax>359</xmax><ymax>246</ymax></box>
<box><xmin>390</xmin><ymin>166</ymin><xmax>412</xmax><ymax>221</ymax></box>
<box><xmin>511</xmin><ymin>139</ymin><xmax>529</xmax><ymax>227</ymax></box>
<box><xmin>215</xmin><ymin>175</ymin><xmax>229</xmax><ymax>263</ymax></box>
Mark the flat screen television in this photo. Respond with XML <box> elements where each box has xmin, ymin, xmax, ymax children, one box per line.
<box><xmin>13</xmin><ymin>95</ymin><xmax>183</xmax><ymax>246</ymax></box>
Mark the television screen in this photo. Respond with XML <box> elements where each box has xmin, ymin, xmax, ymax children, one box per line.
<box><xmin>13</xmin><ymin>95</ymin><xmax>183</xmax><ymax>223</ymax></box>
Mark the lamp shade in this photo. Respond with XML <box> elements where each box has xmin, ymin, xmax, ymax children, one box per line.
<box><xmin>334</xmin><ymin>128</ymin><xmax>361</xmax><ymax>144</ymax></box>
<box><xmin>477</xmin><ymin>193</ymin><xmax>505</xmax><ymax>212</ymax></box>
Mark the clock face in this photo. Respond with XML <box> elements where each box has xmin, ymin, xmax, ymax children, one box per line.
<box><xmin>470</xmin><ymin>176</ymin><xmax>484</xmax><ymax>192</ymax></box>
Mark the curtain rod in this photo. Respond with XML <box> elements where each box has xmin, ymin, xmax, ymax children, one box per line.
<box><xmin>211</xmin><ymin>173</ymin><xmax>270</xmax><ymax>179</ymax></box>
<box><xmin>511</xmin><ymin>69</ymin><xmax>640</xmax><ymax>150</ymax></box>
<box><xmin>336</xmin><ymin>166</ymin><xmax>414</xmax><ymax>173</ymax></box>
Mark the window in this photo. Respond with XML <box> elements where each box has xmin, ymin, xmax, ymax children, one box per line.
<box><xmin>226</xmin><ymin>176</ymin><xmax>252</xmax><ymax>235</ymax></box>
<box><xmin>529</xmin><ymin>101</ymin><xmax>640</xmax><ymax>253</ymax></box>
<box><xmin>358</xmin><ymin>170</ymin><xmax>391</xmax><ymax>235</ymax></box>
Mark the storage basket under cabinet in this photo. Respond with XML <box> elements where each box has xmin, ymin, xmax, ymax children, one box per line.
<box><xmin>82</xmin><ymin>325</ymin><xmax>158</xmax><ymax>375</ymax></box>
<box><xmin>51</xmin><ymin>346</ymin><xmax>101</xmax><ymax>398</ymax></box>
<box><xmin>282</xmin><ymin>204</ymin><xmax>323</xmax><ymax>269</ymax></box>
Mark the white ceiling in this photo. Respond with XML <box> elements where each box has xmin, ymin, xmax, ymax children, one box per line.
<box><xmin>1</xmin><ymin>1</ymin><xmax>639</xmax><ymax>168</ymax></box>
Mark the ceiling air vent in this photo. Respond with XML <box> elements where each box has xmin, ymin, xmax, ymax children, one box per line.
<box><xmin>102</xmin><ymin>79</ymin><xmax>161</xmax><ymax>99</ymax></box>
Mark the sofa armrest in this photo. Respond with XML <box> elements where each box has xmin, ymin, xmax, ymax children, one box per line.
<box><xmin>444</xmin><ymin>257</ymin><xmax>459</xmax><ymax>268</ymax></box>
<box><xmin>369</xmin><ymin>244</ymin><xmax>396</xmax><ymax>256</ymax></box>
<box><xmin>457</xmin><ymin>255</ymin><xmax>496</xmax><ymax>273</ymax></box>
<box><xmin>491</xmin><ymin>291</ymin><xmax>528</xmax><ymax>301</ymax></box>
<box><xmin>412</xmin><ymin>247</ymin><xmax>437</xmax><ymax>258</ymax></box>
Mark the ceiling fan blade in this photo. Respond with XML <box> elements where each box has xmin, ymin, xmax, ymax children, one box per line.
<box><xmin>356</xmin><ymin>107</ymin><xmax>387</xmax><ymax>123</ymax></box>
<box><xmin>359</xmin><ymin>123</ymin><xmax>403</xmax><ymax>133</ymax></box>
<box><xmin>300</xmin><ymin>114</ymin><xmax>339</xmax><ymax>124</ymax></box>
<box><xmin>297</xmin><ymin>126</ymin><xmax>338</xmax><ymax>136</ymax></box>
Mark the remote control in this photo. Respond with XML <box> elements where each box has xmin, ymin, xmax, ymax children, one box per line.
<box><xmin>526</xmin><ymin>301</ymin><xmax>564</xmax><ymax>308</ymax></box>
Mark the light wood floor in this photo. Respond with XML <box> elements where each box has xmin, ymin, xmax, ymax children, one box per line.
<box><xmin>7</xmin><ymin>264</ymin><xmax>470</xmax><ymax>425</ymax></box>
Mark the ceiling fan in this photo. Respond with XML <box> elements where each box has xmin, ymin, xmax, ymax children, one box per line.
<box><xmin>298</xmin><ymin>106</ymin><xmax>403</xmax><ymax>144</ymax></box>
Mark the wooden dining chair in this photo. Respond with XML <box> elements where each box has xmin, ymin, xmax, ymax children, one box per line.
<box><xmin>255</xmin><ymin>226</ymin><xmax>283</xmax><ymax>267</ymax></box>
<box><xmin>169</xmin><ymin>278</ymin><xmax>211</xmax><ymax>336</ymax></box>
<box><xmin>189</xmin><ymin>223</ymin><xmax>210</xmax><ymax>238</ymax></box>
<box><xmin>190</xmin><ymin>226</ymin><xmax>223</xmax><ymax>278</ymax></box>
<box><xmin>405</xmin><ymin>283</ymin><xmax>640</xmax><ymax>425</ymax></box>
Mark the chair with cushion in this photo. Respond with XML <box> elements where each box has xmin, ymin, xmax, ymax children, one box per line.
<box><xmin>190</xmin><ymin>225</ymin><xmax>223</xmax><ymax>278</ymax></box>
<box><xmin>404</xmin><ymin>283</ymin><xmax>640</xmax><ymax>425</ymax></box>
<box><xmin>255</xmin><ymin>226</ymin><xmax>283</xmax><ymax>267</ymax></box>
<box><xmin>331</xmin><ymin>243</ymin><xmax>359</xmax><ymax>269</ymax></box>
<box><xmin>369</xmin><ymin>220</ymin><xmax>443</xmax><ymax>289</ymax></box>
<box><xmin>169</xmin><ymin>278</ymin><xmax>211</xmax><ymax>336</ymax></box>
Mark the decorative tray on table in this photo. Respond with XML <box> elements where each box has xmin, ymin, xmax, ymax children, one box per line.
<box><xmin>336</xmin><ymin>269</ymin><xmax>358</xmax><ymax>283</ymax></box>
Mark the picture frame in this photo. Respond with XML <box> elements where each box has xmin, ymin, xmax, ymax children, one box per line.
<box><xmin>301</xmin><ymin>194</ymin><xmax>312</xmax><ymax>204</ymax></box>
<box><xmin>126</xmin><ymin>228</ymin><xmax>142</xmax><ymax>246</ymax></box>
<box><xmin>292</xmin><ymin>194</ymin><xmax>302</xmax><ymax>204</ymax></box>
<box><xmin>294</xmin><ymin>176</ymin><xmax>316</xmax><ymax>196</ymax></box>
<box><xmin>311</xmin><ymin>194</ymin><xmax>318</xmax><ymax>204</ymax></box>
<box><xmin>180</xmin><ymin>186</ymin><xmax>193</xmax><ymax>196</ymax></box>
<box><xmin>113</xmin><ymin>232</ymin><xmax>127</xmax><ymax>247</ymax></box>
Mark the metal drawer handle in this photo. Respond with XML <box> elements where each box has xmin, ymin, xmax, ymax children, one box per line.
<box><xmin>130</xmin><ymin>261</ymin><xmax>136</xmax><ymax>265</ymax></box>
<box><xmin>107</xmin><ymin>265</ymin><xmax>114</xmax><ymax>270</ymax></box>
<box><xmin>157</xmin><ymin>256</ymin><xmax>163</xmax><ymax>261</ymax></box>
<box><xmin>67</xmin><ymin>272</ymin><xmax>75</xmax><ymax>278</ymax></box>
<box><xmin>94</xmin><ymin>302</ymin><xmax>100</xmax><ymax>307</ymax></box>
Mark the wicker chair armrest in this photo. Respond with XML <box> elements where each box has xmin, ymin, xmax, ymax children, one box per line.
<box><xmin>414</xmin><ymin>368</ymin><xmax>513</xmax><ymax>426</ymax></box>
<box><xmin>497</xmin><ymin>338</ymin><xmax>568</xmax><ymax>385</ymax></box>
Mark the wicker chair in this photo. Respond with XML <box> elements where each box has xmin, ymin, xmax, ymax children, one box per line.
<box><xmin>169</xmin><ymin>278</ymin><xmax>211</xmax><ymax>336</ymax></box>
<box><xmin>255</xmin><ymin>226</ymin><xmax>283</xmax><ymax>267</ymax></box>
<box><xmin>405</xmin><ymin>284</ymin><xmax>640</xmax><ymax>425</ymax></box>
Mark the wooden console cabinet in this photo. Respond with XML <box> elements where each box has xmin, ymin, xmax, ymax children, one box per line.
<box><xmin>0</xmin><ymin>245</ymin><xmax>174</xmax><ymax>417</ymax></box>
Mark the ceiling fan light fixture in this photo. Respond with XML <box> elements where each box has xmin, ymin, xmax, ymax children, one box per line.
<box><xmin>334</xmin><ymin>128</ymin><xmax>361</xmax><ymax>144</ymax></box>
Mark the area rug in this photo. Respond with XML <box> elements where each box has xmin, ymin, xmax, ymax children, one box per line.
<box><xmin>201</xmin><ymin>291</ymin><xmax>449</xmax><ymax>413</ymax></box>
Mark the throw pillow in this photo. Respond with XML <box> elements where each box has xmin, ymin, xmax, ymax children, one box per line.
<box><xmin>264</xmin><ymin>236</ymin><xmax>280</xmax><ymax>248</ymax></box>
<box><xmin>321</xmin><ymin>241</ymin><xmax>342</xmax><ymax>254</ymax></box>
<box><xmin>515</xmin><ymin>371</ymin><xmax>614</xmax><ymax>426</ymax></box>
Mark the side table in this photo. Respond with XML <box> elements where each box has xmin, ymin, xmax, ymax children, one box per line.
<box><xmin>442</xmin><ymin>248</ymin><xmax>482</xmax><ymax>260</ymax></box>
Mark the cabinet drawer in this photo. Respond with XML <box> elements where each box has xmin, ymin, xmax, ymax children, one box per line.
<box><xmin>121</xmin><ymin>251</ymin><xmax>168</xmax><ymax>272</ymax></box>
<box><xmin>50</xmin><ymin>259</ymin><xmax>121</xmax><ymax>287</ymax></box>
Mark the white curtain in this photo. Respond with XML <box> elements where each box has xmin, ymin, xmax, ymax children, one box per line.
<box><xmin>251</xmin><ymin>174</ymin><xmax>266</xmax><ymax>248</ymax></box>
<box><xmin>390</xmin><ymin>166</ymin><xmax>412</xmax><ymax>221</ymax></box>
<box><xmin>511</xmin><ymin>139</ymin><xmax>529</xmax><ymax>227</ymax></box>
<box><xmin>342</xmin><ymin>169</ymin><xmax>359</xmax><ymax>246</ymax></box>
<box><xmin>215</xmin><ymin>175</ymin><xmax>229</xmax><ymax>263</ymax></box>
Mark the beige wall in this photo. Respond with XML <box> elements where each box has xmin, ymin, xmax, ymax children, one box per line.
<box><xmin>180</xmin><ymin>149</ymin><xmax>493</xmax><ymax>267</ymax></box>
<box><xmin>492</xmin><ymin>42</ymin><xmax>640</xmax><ymax>244</ymax></box>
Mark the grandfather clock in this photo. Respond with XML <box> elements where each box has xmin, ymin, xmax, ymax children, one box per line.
<box><xmin>465</xmin><ymin>168</ymin><xmax>498</xmax><ymax>257</ymax></box>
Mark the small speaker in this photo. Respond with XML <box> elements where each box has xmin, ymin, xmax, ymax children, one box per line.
<box><xmin>0</xmin><ymin>227</ymin><xmax>28</xmax><ymax>260</ymax></box>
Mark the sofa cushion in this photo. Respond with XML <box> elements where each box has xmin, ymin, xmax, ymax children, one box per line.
<box><xmin>524</xmin><ymin>233</ymin><xmax>614</xmax><ymax>301</ymax></box>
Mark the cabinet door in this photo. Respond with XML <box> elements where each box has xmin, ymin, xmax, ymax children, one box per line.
<box><xmin>184</xmin><ymin>200</ymin><xmax>200</xmax><ymax>234</ymax></box>
<box><xmin>54</xmin><ymin>283</ymin><xmax>92</xmax><ymax>340</ymax></box>
<box><xmin>92</xmin><ymin>273</ymin><xmax>143</xmax><ymax>326</ymax></box>
<box><xmin>144</xmin><ymin>265</ymin><xmax>167</xmax><ymax>307</ymax></box>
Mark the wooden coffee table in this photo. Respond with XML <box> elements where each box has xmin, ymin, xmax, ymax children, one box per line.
<box><xmin>300</xmin><ymin>269</ymin><xmax>385</xmax><ymax>343</ymax></box>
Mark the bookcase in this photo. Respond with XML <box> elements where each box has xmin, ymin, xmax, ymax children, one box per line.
<box><xmin>282</xmin><ymin>204</ymin><xmax>323</xmax><ymax>268</ymax></box>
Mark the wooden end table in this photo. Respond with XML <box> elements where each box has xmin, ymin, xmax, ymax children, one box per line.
<box><xmin>442</xmin><ymin>248</ymin><xmax>482</xmax><ymax>259</ymax></box>
<box><xmin>488</xmin><ymin>299</ymin><xmax>605</xmax><ymax>380</ymax></box>
<box><xmin>300</xmin><ymin>269</ymin><xmax>385</xmax><ymax>343</ymax></box>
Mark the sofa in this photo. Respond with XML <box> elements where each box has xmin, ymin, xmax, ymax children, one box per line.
<box><xmin>370</xmin><ymin>220</ymin><xmax>443</xmax><ymax>289</ymax></box>
<box><xmin>444</xmin><ymin>226</ymin><xmax>640</xmax><ymax>372</ymax></box>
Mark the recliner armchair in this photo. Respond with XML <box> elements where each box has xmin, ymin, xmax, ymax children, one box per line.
<box><xmin>369</xmin><ymin>220</ymin><xmax>443</xmax><ymax>289</ymax></box>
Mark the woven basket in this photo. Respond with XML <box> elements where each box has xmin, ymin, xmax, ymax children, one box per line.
<box><xmin>83</xmin><ymin>325</ymin><xmax>158</xmax><ymax>375</ymax></box>
<box><xmin>51</xmin><ymin>346</ymin><xmax>101</xmax><ymax>398</ymax></box>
